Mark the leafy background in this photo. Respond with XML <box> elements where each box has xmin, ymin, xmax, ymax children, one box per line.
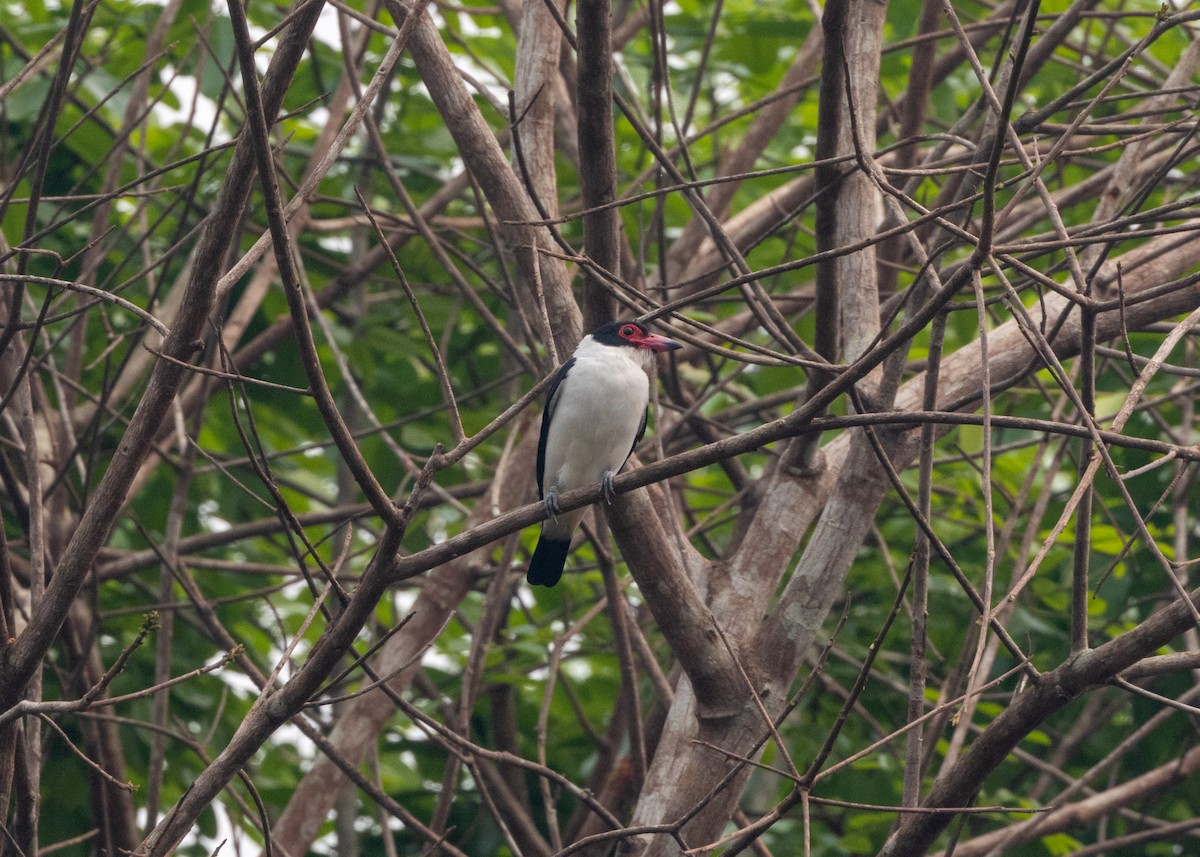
<box><xmin>2</xmin><ymin>0</ymin><xmax>1200</xmax><ymax>854</ymax></box>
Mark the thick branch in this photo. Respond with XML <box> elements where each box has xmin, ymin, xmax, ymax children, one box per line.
<box><xmin>606</xmin><ymin>489</ymin><xmax>743</xmax><ymax>720</ymax></box>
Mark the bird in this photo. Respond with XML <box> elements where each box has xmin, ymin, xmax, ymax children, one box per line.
<box><xmin>526</xmin><ymin>320</ymin><xmax>682</xmax><ymax>587</ymax></box>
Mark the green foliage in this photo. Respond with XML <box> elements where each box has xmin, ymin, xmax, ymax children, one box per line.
<box><xmin>3</xmin><ymin>0</ymin><xmax>1200</xmax><ymax>853</ymax></box>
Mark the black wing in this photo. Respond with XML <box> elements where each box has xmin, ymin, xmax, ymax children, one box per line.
<box><xmin>628</xmin><ymin>407</ymin><xmax>647</xmax><ymax>463</ymax></box>
<box><xmin>535</xmin><ymin>357</ymin><xmax>575</xmax><ymax>500</ymax></box>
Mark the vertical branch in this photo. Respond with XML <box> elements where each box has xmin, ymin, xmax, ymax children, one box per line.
<box><xmin>902</xmin><ymin>312</ymin><xmax>945</xmax><ymax>808</ymax></box>
<box><xmin>13</xmin><ymin>376</ymin><xmax>42</xmax><ymax>856</ymax></box>
<box><xmin>1175</xmin><ymin>341</ymin><xmax>1200</xmax><ymax>680</ymax></box>
<box><xmin>1072</xmin><ymin>303</ymin><xmax>1096</xmax><ymax>654</ymax></box>
<box><xmin>965</xmin><ymin>0</ymin><xmax>1041</xmax><ymax>266</ymax></box>
<box><xmin>513</xmin><ymin>0</ymin><xmax>565</xmax><ymax>219</ymax></box>
<box><xmin>875</xmin><ymin>0</ymin><xmax>940</xmax><ymax>298</ymax></box>
<box><xmin>145</xmin><ymin>404</ymin><xmax>197</xmax><ymax>830</ymax></box>
<box><xmin>576</xmin><ymin>0</ymin><xmax>620</xmax><ymax>326</ymax></box>
<box><xmin>809</xmin><ymin>0</ymin><xmax>848</xmax><ymax>378</ymax></box>
<box><xmin>597</xmin><ymin>538</ymin><xmax>646</xmax><ymax>786</ymax></box>
<box><xmin>785</xmin><ymin>0</ymin><xmax>885</xmax><ymax>471</ymax></box>
<box><xmin>953</xmin><ymin>269</ymin><xmax>1000</xmax><ymax>768</ymax></box>
<box><xmin>779</xmin><ymin>0</ymin><xmax>848</xmax><ymax>476</ymax></box>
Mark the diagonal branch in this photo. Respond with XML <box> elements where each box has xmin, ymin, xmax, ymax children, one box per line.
<box><xmin>0</xmin><ymin>0</ymin><xmax>328</xmax><ymax>708</ymax></box>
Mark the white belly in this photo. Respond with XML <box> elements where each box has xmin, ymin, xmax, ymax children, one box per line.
<box><xmin>541</xmin><ymin>353</ymin><xmax>649</xmax><ymax>499</ymax></box>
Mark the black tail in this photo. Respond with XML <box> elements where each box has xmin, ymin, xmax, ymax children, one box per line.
<box><xmin>527</xmin><ymin>537</ymin><xmax>571</xmax><ymax>587</ymax></box>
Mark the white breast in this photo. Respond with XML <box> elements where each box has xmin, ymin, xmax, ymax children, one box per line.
<box><xmin>541</xmin><ymin>339</ymin><xmax>650</xmax><ymax>503</ymax></box>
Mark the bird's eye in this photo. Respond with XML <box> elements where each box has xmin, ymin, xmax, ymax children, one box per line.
<box><xmin>620</xmin><ymin>325</ymin><xmax>637</xmax><ymax>338</ymax></box>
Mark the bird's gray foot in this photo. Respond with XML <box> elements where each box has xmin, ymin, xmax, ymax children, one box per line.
<box><xmin>544</xmin><ymin>489</ymin><xmax>561</xmax><ymax>521</ymax></box>
<box><xmin>601</xmin><ymin>470</ymin><xmax>617</xmax><ymax>505</ymax></box>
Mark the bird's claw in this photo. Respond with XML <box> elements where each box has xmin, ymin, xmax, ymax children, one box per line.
<box><xmin>601</xmin><ymin>471</ymin><xmax>617</xmax><ymax>505</ymax></box>
<box><xmin>544</xmin><ymin>490</ymin><xmax>561</xmax><ymax>521</ymax></box>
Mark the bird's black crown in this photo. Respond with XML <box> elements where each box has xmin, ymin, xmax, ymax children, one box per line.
<box><xmin>592</xmin><ymin>320</ymin><xmax>649</xmax><ymax>346</ymax></box>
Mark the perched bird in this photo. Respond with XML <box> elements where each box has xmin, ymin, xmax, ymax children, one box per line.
<box><xmin>526</xmin><ymin>321</ymin><xmax>682</xmax><ymax>586</ymax></box>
